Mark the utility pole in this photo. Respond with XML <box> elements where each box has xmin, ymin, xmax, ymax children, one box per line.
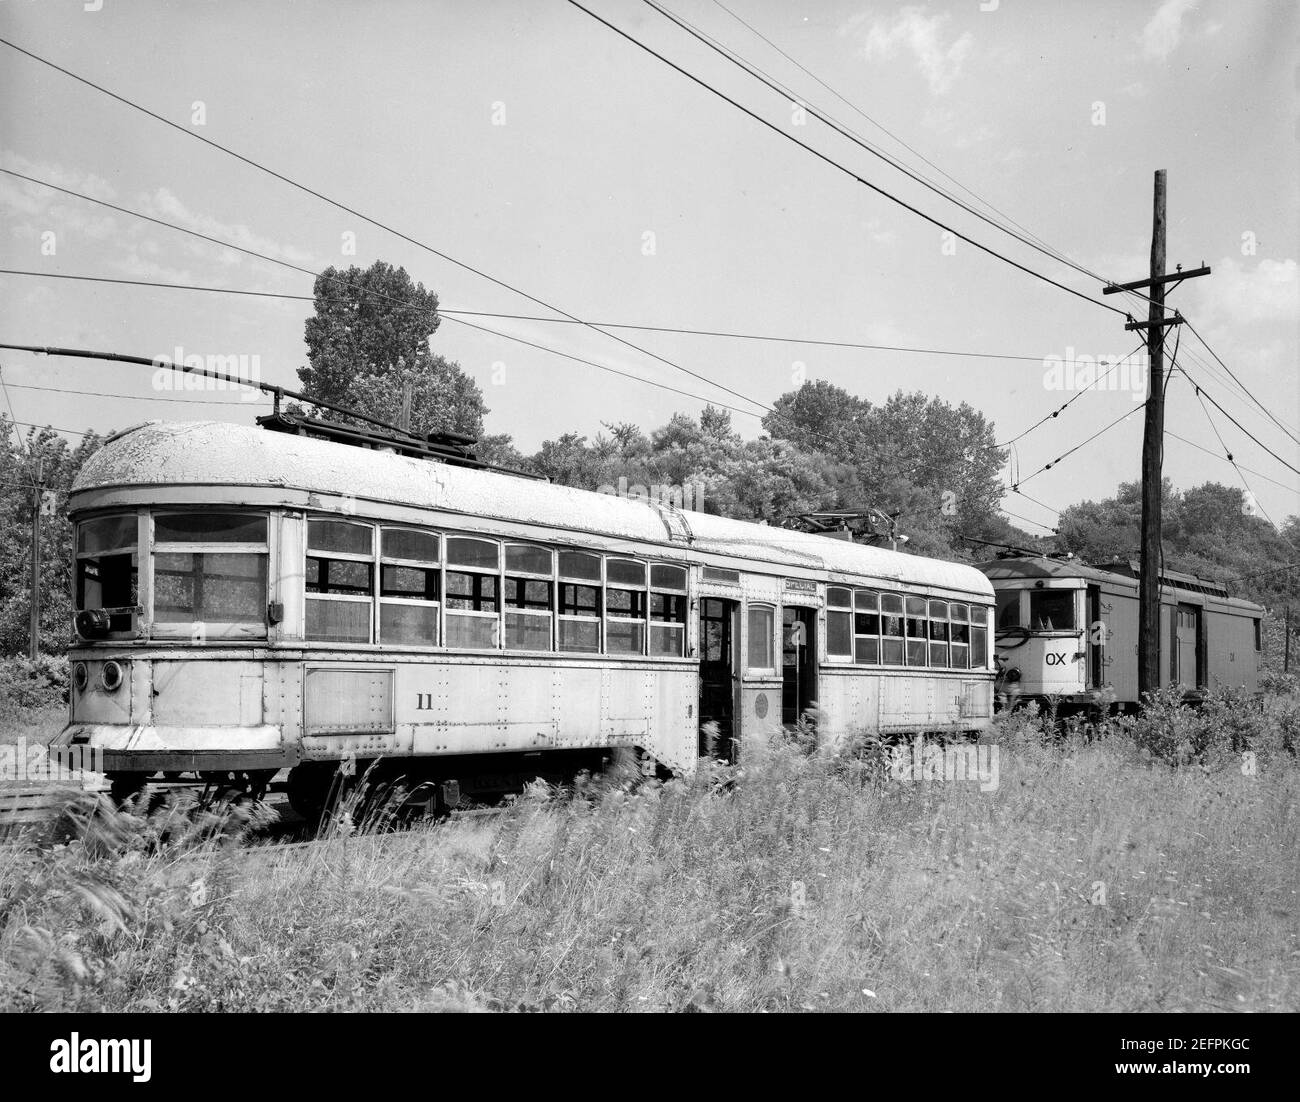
<box><xmin>1104</xmin><ymin>170</ymin><xmax>1210</xmax><ymax>700</ymax></box>
<box><xmin>29</xmin><ymin>456</ymin><xmax>43</xmax><ymax>660</ymax></box>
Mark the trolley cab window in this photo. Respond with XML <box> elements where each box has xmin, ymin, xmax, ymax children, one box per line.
<box><xmin>75</xmin><ymin>514</ymin><xmax>139</xmax><ymax>636</ymax></box>
<box><xmin>153</xmin><ymin>512</ymin><xmax>269</xmax><ymax>639</ymax></box>
<box><xmin>1029</xmin><ymin>589</ymin><xmax>1076</xmax><ymax>631</ymax></box>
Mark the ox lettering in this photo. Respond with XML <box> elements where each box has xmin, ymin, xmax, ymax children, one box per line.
<box><xmin>1044</xmin><ymin>652</ymin><xmax>1068</xmax><ymax>666</ymax></box>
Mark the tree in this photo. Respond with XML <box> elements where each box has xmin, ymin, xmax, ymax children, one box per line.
<box><xmin>0</xmin><ymin>419</ymin><xmax>105</xmax><ymax>655</ymax></box>
<box><xmin>298</xmin><ymin>261</ymin><xmax>488</xmax><ymax>440</ymax></box>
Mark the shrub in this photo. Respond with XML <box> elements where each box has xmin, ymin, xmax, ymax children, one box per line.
<box><xmin>0</xmin><ymin>655</ymin><xmax>69</xmax><ymax>710</ymax></box>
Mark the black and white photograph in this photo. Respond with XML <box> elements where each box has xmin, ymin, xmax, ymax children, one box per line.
<box><xmin>0</xmin><ymin>0</ymin><xmax>1296</xmax><ymax>1070</ymax></box>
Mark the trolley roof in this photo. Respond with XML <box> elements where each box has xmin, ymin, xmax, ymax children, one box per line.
<box><xmin>71</xmin><ymin>420</ymin><xmax>994</xmax><ymax>599</ymax></box>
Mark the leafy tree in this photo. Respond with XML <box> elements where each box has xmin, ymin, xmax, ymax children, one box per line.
<box><xmin>297</xmin><ymin>261</ymin><xmax>488</xmax><ymax>440</ymax></box>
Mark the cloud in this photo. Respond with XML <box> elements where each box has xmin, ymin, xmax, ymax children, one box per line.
<box><xmin>1138</xmin><ymin>0</ymin><xmax>1198</xmax><ymax>60</ymax></box>
<box><xmin>1191</xmin><ymin>256</ymin><xmax>1299</xmax><ymax>327</ymax></box>
<box><xmin>137</xmin><ymin>188</ymin><xmax>320</xmax><ymax>271</ymax></box>
<box><xmin>852</xmin><ymin>7</ymin><xmax>972</xmax><ymax>96</ymax></box>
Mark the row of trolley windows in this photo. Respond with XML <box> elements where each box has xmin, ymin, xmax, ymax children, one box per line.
<box><xmin>823</xmin><ymin>588</ymin><xmax>989</xmax><ymax>670</ymax></box>
<box><xmin>305</xmin><ymin>519</ymin><xmax>689</xmax><ymax>656</ymax></box>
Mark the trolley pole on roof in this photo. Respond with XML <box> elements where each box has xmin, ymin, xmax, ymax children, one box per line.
<box><xmin>1104</xmin><ymin>170</ymin><xmax>1210</xmax><ymax>700</ymax></box>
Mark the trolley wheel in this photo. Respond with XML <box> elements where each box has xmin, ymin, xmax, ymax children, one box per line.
<box><xmin>107</xmin><ymin>773</ymin><xmax>148</xmax><ymax>807</ymax></box>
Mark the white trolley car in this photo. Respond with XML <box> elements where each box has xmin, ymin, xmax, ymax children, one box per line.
<box><xmin>54</xmin><ymin>420</ymin><xmax>996</xmax><ymax>811</ymax></box>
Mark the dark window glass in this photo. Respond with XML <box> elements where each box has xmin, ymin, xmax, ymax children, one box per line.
<box><xmin>855</xmin><ymin>590</ymin><xmax>879</xmax><ymax>611</ymax></box>
<box><xmin>506</xmin><ymin>545</ymin><xmax>552</xmax><ymax>575</ymax></box>
<box><xmin>928</xmin><ymin>600</ymin><xmax>948</xmax><ymax>620</ymax></box>
<box><xmin>505</xmin><ymin>577</ymin><xmax>551</xmax><ymax>610</ymax></box>
<box><xmin>382</xmin><ymin>528</ymin><xmax>439</xmax><ymax>563</ymax></box>
<box><xmin>307</xmin><ymin>557</ymin><xmax>372</xmax><ymax>596</ymax></box>
<box><xmin>559</xmin><ymin>619</ymin><xmax>600</xmax><ymax>653</ymax></box>
<box><xmin>306</xmin><ymin>599</ymin><xmax>370</xmax><ymax>644</ymax></box>
<box><xmin>828</xmin><ymin>587</ymin><xmax>852</xmax><ymax>610</ymax></box>
<box><xmin>1030</xmin><ymin>590</ymin><xmax>1076</xmax><ymax>630</ymax></box>
<box><xmin>606</xmin><ymin>620</ymin><xmax>645</xmax><ymax>654</ymax></box>
<box><xmin>155</xmin><ymin>513</ymin><xmax>266</xmax><ymax>544</ymax></box>
<box><xmin>970</xmin><ymin>626</ymin><xmax>988</xmax><ymax>669</ymax></box>
<box><xmin>308</xmin><ymin>519</ymin><xmax>372</xmax><ymax>556</ymax></box>
<box><xmin>380</xmin><ymin>602</ymin><xmax>438</xmax><ymax>645</ymax></box>
<box><xmin>607</xmin><ymin>588</ymin><xmax>647</xmax><ymax>619</ymax></box>
<box><xmin>906</xmin><ymin>639</ymin><xmax>926</xmax><ymax>666</ymax></box>
<box><xmin>650</xmin><ymin>592</ymin><xmax>686</xmax><ymax>623</ymax></box>
<box><xmin>154</xmin><ymin>552</ymin><xmax>266</xmax><ymax>625</ymax></box>
<box><xmin>882</xmin><ymin>638</ymin><xmax>905</xmax><ymax>665</ymax></box>
<box><xmin>650</xmin><ymin>564</ymin><xmax>687</xmax><ymax>591</ymax></box>
<box><xmin>950</xmin><ymin>621</ymin><xmax>970</xmax><ymax>645</ymax></box>
<box><xmin>606</xmin><ymin>559</ymin><xmax>645</xmax><ymax>587</ymax></box>
<box><xmin>827</xmin><ymin>610</ymin><xmax>852</xmax><ymax>656</ymax></box>
<box><xmin>505</xmin><ymin>611</ymin><xmax>550</xmax><ymax>651</ymax></box>
<box><xmin>996</xmin><ymin>591</ymin><xmax>1022</xmax><ymax>629</ymax></box>
<box><xmin>446</xmin><ymin>571</ymin><xmax>498</xmax><ymax>612</ymax></box>
<box><xmin>381</xmin><ymin>564</ymin><xmax>439</xmax><ymax>601</ymax></box>
<box><xmin>881</xmin><ymin>613</ymin><xmax>904</xmax><ymax>638</ymax></box>
<box><xmin>881</xmin><ymin>593</ymin><xmax>904</xmax><ymax>615</ymax></box>
<box><xmin>855</xmin><ymin>612</ymin><xmax>880</xmax><ymax>635</ymax></box>
<box><xmin>928</xmin><ymin>642</ymin><xmax>949</xmax><ymax>667</ymax></box>
<box><xmin>929</xmin><ymin>619</ymin><xmax>949</xmax><ymax>641</ymax></box>
<box><xmin>905</xmin><ymin>596</ymin><xmax>927</xmax><ymax>616</ymax></box>
<box><xmin>905</xmin><ymin>616</ymin><xmax>927</xmax><ymax>638</ymax></box>
<box><xmin>559</xmin><ymin>552</ymin><xmax>601</xmax><ymax>581</ymax></box>
<box><xmin>77</xmin><ymin>553</ymin><xmax>138</xmax><ymax>631</ymax></box>
<box><xmin>447</xmin><ymin>538</ymin><xmax>499</xmax><ymax>570</ymax></box>
<box><xmin>78</xmin><ymin>515</ymin><xmax>137</xmax><ymax>555</ymax></box>
<box><xmin>855</xmin><ymin>637</ymin><xmax>879</xmax><ymax>664</ymax></box>
<box><xmin>560</xmin><ymin>583</ymin><xmax>599</xmax><ymax>616</ymax></box>
<box><xmin>950</xmin><ymin>603</ymin><xmax>969</xmax><ymax>623</ymax></box>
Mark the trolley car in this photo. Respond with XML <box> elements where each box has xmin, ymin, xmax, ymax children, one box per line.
<box><xmin>978</xmin><ymin>553</ymin><xmax>1263</xmax><ymax>713</ymax></box>
<box><xmin>54</xmin><ymin>419</ymin><xmax>996</xmax><ymax>811</ymax></box>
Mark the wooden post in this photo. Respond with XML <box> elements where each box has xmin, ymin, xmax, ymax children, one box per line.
<box><xmin>29</xmin><ymin>457</ymin><xmax>43</xmax><ymax>660</ymax></box>
<box><xmin>1137</xmin><ymin>170</ymin><xmax>1167</xmax><ymax>700</ymax></box>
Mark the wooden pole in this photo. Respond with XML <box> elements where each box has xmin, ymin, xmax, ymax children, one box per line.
<box><xmin>29</xmin><ymin>457</ymin><xmax>43</xmax><ymax>660</ymax></box>
<box><xmin>1286</xmin><ymin>605</ymin><xmax>1292</xmax><ymax>673</ymax></box>
<box><xmin>1138</xmin><ymin>170</ymin><xmax>1167</xmax><ymax>700</ymax></box>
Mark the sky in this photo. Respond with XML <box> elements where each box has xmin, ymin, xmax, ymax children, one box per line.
<box><xmin>1</xmin><ymin>0</ymin><xmax>1296</xmax><ymax>537</ymax></box>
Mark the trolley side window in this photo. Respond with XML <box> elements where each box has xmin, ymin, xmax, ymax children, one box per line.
<box><xmin>649</xmin><ymin>564</ymin><xmax>688</xmax><ymax>657</ymax></box>
<box><xmin>1029</xmin><ymin>589</ymin><xmax>1075</xmax><ymax>631</ymax></box>
<box><xmin>445</xmin><ymin>538</ymin><xmax>500</xmax><ymax>650</ymax></box>
<box><xmin>970</xmin><ymin>606</ymin><xmax>990</xmax><ymax>669</ymax></box>
<box><xmin>154</xmin><ymin>512</ymin><xmax>269</xmax><ymax>639</ymax></box>
<box><xmin>904</xmin><ymin>595</ymin><xmax>928</xmax><ymax>666</ymax></box>
<box><xmin>949</xmin><ymin>603</ymin><xmax>970</xmax><ymax>668</ymax></box>
<box><xmin>605</xmin><ymin>558</ymin><xmax>647</xmax><ymax>655</ymax></box>
<box><xmin>854</xmin><ymin>589</ymin><xmax>880</xmax><ymax>665</ymax></box>
<box><xmin>558</xmin><ymin>551</ymin><xmax>601</xmax><ymax>653</ymax></box>
<box><xmin>880</xmin><ymin>592</ymin><xmax>905</xmax><ymax>666</ymax></box>
<box><xmin>306</xmin><ymin>519</ymin><xmax>374</xmax><ymax>644</ymax></box>
<box><xmin>504</xmin><ymin>544</ymin><xmax>553</xmax><ymax>652</ymax></box>
<box><xmin>75</xmin><ymin>513</ymin><xmax>139</xmax><ymax>635</ymax></box>
<box><xmin>747</xmin><ymin>603</ymin><xmax>775</xmax><ymax>671</ymax></box>
<box><xmin>927</xmin><ymin>600</ymin><xmax>950</xmax><ymax>667</ymax></box>
<box><xmin>379</xmin><ymin>527</ymin><xmax>440</xmax><ymax>646</ymax></box>
<box><xmin>826</xmin><ymin>587</ymin><xmax>853</xmax><ymax>660</ymax></box>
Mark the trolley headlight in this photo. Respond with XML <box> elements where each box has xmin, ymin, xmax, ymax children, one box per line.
<box><xmin>1005</xmin><ymin>667</ymin><xmax>1021</xmax><ymax>683</ymax></box>
<box><xmin>100</xmin><ymin>660</ymin><xmax>124</xmax><ymax>693</ymax></box>
<box><xmin>72</xmin><ymin>662</ymin><xmax>89</xmax><ymax>693</ymax></box>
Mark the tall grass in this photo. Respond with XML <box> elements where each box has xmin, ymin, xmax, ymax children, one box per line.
<box><xmin>2</xmin><ymin>696</ymin><xmax>1297</xmax><ymax>1012</ymax></box>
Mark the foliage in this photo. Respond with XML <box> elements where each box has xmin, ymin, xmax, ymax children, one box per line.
<box><xmin>297</xmin><ymin>261</ymin><xmax>488</xmax><ymax>441</ymax></box>
<box><xmin>0</xmin><ymin>655</ymin><xmax>69</xmax><ymax>710</ymax></box>
<box><xmin>2</xmin><ymin>709</ymin><xmax>1297</xmax><ymax>1012</ymax></box>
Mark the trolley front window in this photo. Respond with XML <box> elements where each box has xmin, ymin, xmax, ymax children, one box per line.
<box><xmin>75</xmin><ymin>514</ymin><xmax>139</xmax><ymax>636</ymax></box>
<box><xmin>153</xmin><ymin>512</ymin><xmax>268</xmax><ymax>639</ymax></box>
<box><xmin>1029</xmin><ymin>589</ymin><xmax>1076</xmax><ymax>631</ymax></box>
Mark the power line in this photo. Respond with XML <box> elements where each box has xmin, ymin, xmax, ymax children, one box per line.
<box><xmin>0</xmin><ymin>267</ymin><xmax>1070</xmax><ymax>366</ymax></box>
<box><xmin>1016</xmin><ymin>401</ymin><xmax>1148</xmax><ymax>486</ymax></box>
<box><xmin>1178</xmin><ymin>364</ymin><xmax>1300</xmax><ymax>478</ymax></box>
<box><xmin>6</xmin><ymin>380</ymin><xmax>268</xmax><ymax>406</ymax></box>
<box><xmin>564</xmin><ymin>0</ymin><xmax>1128</xmax><ymax>319</ymax></box>
<box><xmin>1184</xmin><ymin>318</ymin><xmax>1300</xmax><ymax>445</ymax></box>
<box><xmin>1165</xmin><ymin>428</ymin><xmax>1297</xmax><ymax>493</ymax></box>
<box><xmin>0</xmin><ymin>35</ymin><xmax>771</xmax><ymax>416</ymax></box>
<box><xmin>0</xmin><ymin>171</ymin><xmax>766</xmax><ymax>420</ymax></box>
<box><xmin>646</xmin><ymin>0</ymin><xmax>1127</xmax><ymax>297</ymax></box>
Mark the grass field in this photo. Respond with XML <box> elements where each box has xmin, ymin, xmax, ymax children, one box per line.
<box><xmin>2</xmin><ymin>695</ymin><xmax>1297</xmax><ymax>1013</ymax></box>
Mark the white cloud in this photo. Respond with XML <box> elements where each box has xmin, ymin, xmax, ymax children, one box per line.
<box><xmin>1139</xmin><ymin>0</ymin><xmax>1198</xmax><ymax>60</ymax></box>
<box><xmin>137</xmin><ymin>188</ymin><xmax>320</xmax><ymax>271</ymax></box>
<box><xmin>1191</xmin><ymin>256</ymin><xmax>1299</xmax><ymax>327</ymax></box>
<box><xmin>853</xmin><ymin>7</ymin><xmax>972</xmax><ymax>96</ymax></box>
